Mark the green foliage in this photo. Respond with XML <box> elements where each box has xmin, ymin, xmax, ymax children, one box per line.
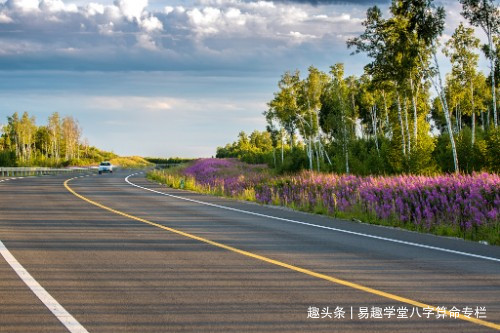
<box><xmin>277</xmin><ymin>146</ymin><xmax>309</xmax><ymax>173</ymax></box>
<box><xmin>216</xmin><ymin>130</ymin><xmax>275</xmax><ymax>165</ymax></box>
<box><xmin>227</xmin><ymin>0</ymin><xmax>497</xmax><ymax>176</ymax></box>
<box><xmin>265</xmin><ymin>71</ymin><xmax>302</xmax><ymax>146</ymax></box>
<box><xmin>149</xmin><ymin>160</ymin><xmax>499</xmax><ymax>245</ymax></box>
<box><xmin>110</xmin><ymin>156</ymin><xmax>152</xmax><ymax>168</ymax></box>
<box><xmin>0</xmin><ymin>111</ymin><xmax>135</xmax><ymax>167</ymax></box>
<box><xmin>407</xmin><ymin>118</ymin><xmax>438</xmax><ymax>174</ymax></box>
<box><xmin>433</xmin><ymin>127</ymin><xmax>498</xmax><ymax>173</ymax></box>
<box><xmin>485</xmin><ymin>127</ymin><xmax>500</xmax><ymax>172</ymax></box>
<box><xmin>145</xmin><ymin>157</ymin><xmax>194</xmax><ymax>164</ymax></box>
<box><xmin>0</xmin><ymin>150</ymin><xmax>16</xmax><ymax>167</ymax></box>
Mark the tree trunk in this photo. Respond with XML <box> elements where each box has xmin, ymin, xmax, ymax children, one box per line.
<box><xmin>308</xmin><ymin>136</ymin><xmax>313</xmax><ymax>171</ymax></box>
<box><xmin>273</xmin><ymin>147</ymin><xmax>276</xmax><ymax>168</ymax></box>
<box><xmin>487</xmin><ymin>32</ymin><xmax>497</xmax><ymax>128</ymax></box>
<box><xmin>344</xmin><ymin>140</ymin><xmax>349</xmax><ymax>174</ymax></box>
<box><xmin>472</xmin><ymin>112</ymin><xmax>476</xmax><ymax>145</ymax></box>
<box><xmin>397</xmin><ymin>92</ymin><xmax>406</xmax><ymax>157</ymax></box>
<box><xmin>410</xmin><ymin>77</ymin><xmax>418</xmax><ymax>146</ymax></box>
<box><xmin>280</xmin><ymin>130</ymin><xmax>284</xmax><ymax>164</ymax></box>
<box><xmin>432</xmin><ymin>50</ymin><xmax>459</xmax><ymax>173</ymax></box>
<box><xmin>471</xmin><ymin>80</ymin><xmax>475</xmax><ymax>146</ymax></box>
<box><xmin>382</xmin><ymin>90</ymin><xmax>391</xmax><ymax>137</ymax></box>
<box><xmin>459</xmin><ymin>107</ymin><xmax>462</xmax><ymax>132</ymax></box>
<box><xmin>308</xmin><ymin>112</ymin><xmax>314</xmax><ymax>171</ymax></box>
<box><xmin>404</xmin><ymin>96</ymin><xmax>411</xmax><ymax>154</ymax></box>
<box><xmin>319</xmin><ymin>140</ymin><xmax>332</xmax><ymax>166</ymax></box>
<box><xmin>342</xmin><ymin>109</ymin><xmax>349</xmax><ymax>174</ymax></box>
<box><xmin>315</xmin><ymin>139</ymin><xmax>320</xmax><ymax>171</ymax></box>
<box><xmin>371</xmin><ymin>105</ymin><xmax>380</xmax><ymax>156</ymax></box>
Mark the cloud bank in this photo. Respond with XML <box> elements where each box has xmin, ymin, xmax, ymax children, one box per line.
<box><xmin>0</xmin><ymin>0</ymin><xmax>370</xmax><ymax>71</ymax></box>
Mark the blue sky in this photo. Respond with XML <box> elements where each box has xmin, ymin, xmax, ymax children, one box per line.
<box><xmin>0</xmin><ymin>0</ymin><xmax>492</xmax><ymax>157</ymax></box>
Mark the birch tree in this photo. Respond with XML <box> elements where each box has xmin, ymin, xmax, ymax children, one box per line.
<box><xmin>48</xmin><ymin>112</ymin><xmax>61</xmax><ymax>160</ymax></box>
<box><xmin>266</xmin><ymin>71</ymin><xmax>302</xmax><ymax>148</ymax></box>
<box><xmin>298</xmin><ymin>66</ymin><xmax>329</xmax><ymax>170</ymax></box>
<box><xmin>396</xmin><ymin>0</ymin><xmax>460</xmax><ymax>172</ymax></box>
<box><xmin>319</xmin><ymin>64</ymin><xmax>353</xmax><ymax>173</ymax></box>
<box><xmin>443</xmin><ymin>22</ymin><xmax>481</xmax><ymax>144</ymax></box>
<box><xmin>460</xmin><ymin>0</ymin><xmax>500</xmax><ymax>128</ymax></box>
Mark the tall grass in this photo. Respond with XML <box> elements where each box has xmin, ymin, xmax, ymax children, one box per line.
<box><xmin>147</xmin><ymin>159</ymin><xmax>500</xmax><ymax>245</ymax></box>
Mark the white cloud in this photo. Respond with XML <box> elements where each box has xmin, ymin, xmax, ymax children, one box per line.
<box><xmin>289</xmin><ymin>31</ymin><xmax>317</xmax><ymax>39</ymax></box>
<box><xmin>89</xmin><ymin>96</ymin><xmax>194</xmax><ymax>114</ymax></box>
<box><xmin>97</xmin><ymin>21</ymin><xmax>114</xmax><ymax>35</ymax></box>
<box><xmin>140</xmin><ymin>15</ymin><xmax>162</xmax><ymax>32</ymax></box>
<box><xmin>39</xmin><ymin>0</ymin><xmax>77</xmax><ymax>13</ymax></box>
<box><xmin>0</xmin><ymin>0</ymin><xmax>376</xmax><ymax>72</ymax></box>
<box><xmin>187</xmin><ymin>7</ymin><xmax>222</xmax><ymax>34</ymax></box>
<box><xmin>0</xmin><ymin>11</ymin><xmax>12</xmax><ymax>22</ymax></box>
<box><xmin>280</xmin><ymin>6</ymin><xmax>308</xmax><ymax>24</ymax></box>
<box><xmin>6</xmin><ymin>0</ymin><xmax>39</xmax><ymax>12</ymax></box>
<box><xmin>84</xmin><ymin>2</ymin><xmax>104</xmax><ymax>17</ymax></box>
<box><xmin>114</xmin><ymin>0</ymin><xmax>147</xmax><ymax>22</ymax></box>
<box><xmin>0</xmin><ymin>39</ymin><xmax>42</xmax><ymax>55</ymax></box>
<box><xmin>136</xmin><ymin>33</ymin><xmax>157</xmax><ymax>50</ymax></box>
<box><xmin>164</xmin><ymin>6</ymin><xmax>173</xmax><ymax>15</ymax></box>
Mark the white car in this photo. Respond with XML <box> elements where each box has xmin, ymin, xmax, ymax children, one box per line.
<box><xmin>98</xmin><ymin>161</ymin><xmax>113</xmax><ymax>174</ymax></box>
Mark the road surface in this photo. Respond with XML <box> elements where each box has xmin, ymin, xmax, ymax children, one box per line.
<box><xmin>0</xmin><ymin>170</ymin><xmax>499</xmax><ymax>332</ymax></box>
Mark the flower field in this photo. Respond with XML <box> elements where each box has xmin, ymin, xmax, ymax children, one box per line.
<box><xmin>148</xmin><ymin>158</ymin><xmax>500</xmax><ymax>244</ymax></box>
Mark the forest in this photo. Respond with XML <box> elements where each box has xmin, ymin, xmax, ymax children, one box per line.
<box><xmin>217</xmin><ymin>0</ymin><xmax>500</xmax><ymax>175</ymax></box>
<box><xmin>0</xmin><ymin>111</ymin><xmax>116</xmax><ymax>167</ymax></box>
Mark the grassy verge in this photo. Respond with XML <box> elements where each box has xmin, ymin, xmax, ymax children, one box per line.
<box><xmin>110</xmin><ymin>156</ymin><xmax>153</xmax><ymax>168</ymax></box>
<box><xmin>147</xmin><ymin>168</ymin><xmax>499</xmax><ymax>245</ymax></box>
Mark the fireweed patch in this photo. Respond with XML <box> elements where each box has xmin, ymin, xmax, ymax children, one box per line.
<box><xmin>148</xmin><ymin>159</ymin><xmax>500</xmax><ymax>244</ymax></box>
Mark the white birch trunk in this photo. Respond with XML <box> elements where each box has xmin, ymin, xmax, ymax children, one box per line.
<box><xmin>280</xmin><ymin>130</ymin><xmax>284</xmax><ymax>164</ymax></box>
<box><xmin>397</xmin><ymin>92</ymin><xmax>406</xmax><ymax>157</ymax></box>
<box><xmin>487</xmin><ymin>32</ymin><xmax>497</xmax><ymax>128</ymax></box>
<box><xmin>382</xmin><ymin>90</ymin><xmax>391</xmax><ymax>137</ymax></box>
<box><xmin>432</xmin><ymin>50</ymin><xmax>459</xmax><ymax>172</ymax></box>
<box><xmin>404</xmin><ymin>96</ymin><xmax>411</xmax><ymax>154</ymax></box>
<box><xmin>471</xmin><ymin>80</ymin><xmax>475</xmax><ymax>146</ymax></box>
<box><xmin>371</xmin><ymin>105</ymin><xmax>380</xmax><ymax>155</ymax></box>
<box><xmin>410</xmin><ymin>77</ymin><xmax>419</xmax><ymax>146</ymax></box>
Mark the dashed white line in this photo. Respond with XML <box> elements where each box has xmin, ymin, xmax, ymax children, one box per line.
<box><xmin>125</xmin><ymin>173</ymin><xmax>500</xmax><ymax>263</ymax></box>
<box><xmin>0</xmin><ymin>240</ymin><xmax>88</xmax><ymax>333</ymax></box>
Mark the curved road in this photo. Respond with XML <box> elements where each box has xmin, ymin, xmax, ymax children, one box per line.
<box><xmin>0</xmin><ymin>170</ymin><xmax>499</xmax><ymax>332</ymax></box>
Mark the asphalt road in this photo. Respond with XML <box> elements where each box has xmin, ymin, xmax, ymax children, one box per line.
<box><xmin>0</xmin><ymin>169</ymin><xmax>499</xmax><ymax>332</ymax></box>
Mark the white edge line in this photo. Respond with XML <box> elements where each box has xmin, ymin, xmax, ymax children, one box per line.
<box><xmin>124</xmin><ymin>174</ymin><xmax>500</xmax><ymax>263</ymax></box>
<box><xmin>0</xmin><ymin>240</ymin><xmax>88</xmax><ymax>333</ymax></box>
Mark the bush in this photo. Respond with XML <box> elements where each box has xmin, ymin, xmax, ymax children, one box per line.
<box><xmin>0</xmin><ymin>150</ymin><xmax>16</xmax><ymax>167</ymax></box>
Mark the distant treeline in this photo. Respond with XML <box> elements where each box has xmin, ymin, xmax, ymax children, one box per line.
<box><xmin>145</xmin><ymin>157</ymin><xmax>195</xmax><ymax>165</ymax></box>
<box><xmin>0</xmin><ymin>111</ymin><xmax>116</xmax><ymax>167</ymax></box>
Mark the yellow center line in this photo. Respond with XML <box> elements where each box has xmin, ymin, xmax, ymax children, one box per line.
<box><xmin>64</xmin><ymin>178</ymin><xmax>500</xmax><ymax>331</ymax></box>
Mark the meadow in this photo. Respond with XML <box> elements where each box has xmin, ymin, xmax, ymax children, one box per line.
<box><xmin>148</xmin><ymin>158</ymin><xmax>500</xmax><ymax>245</ymax></box>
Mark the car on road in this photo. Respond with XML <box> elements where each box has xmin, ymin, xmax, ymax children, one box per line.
<box><xmin>98</xmin><ymin>161</ymin><xmax>113</xmax><ymax>174</ymax></box>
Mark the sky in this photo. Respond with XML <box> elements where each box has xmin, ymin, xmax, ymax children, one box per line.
<box><xmin>0</xmin><ymin>0</ymin><xmax>493</xmax><ymax>157</ymax></box>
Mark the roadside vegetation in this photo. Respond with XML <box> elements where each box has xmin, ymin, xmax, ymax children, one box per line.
<box><xmin>109</xmin><ymin>156</ymin><xmax>152</xmax><ymax>168</ymax></box>
<box><xmin>150</xmin><ymin>1</ymin><xmax>500</xmax><ymax>245</ymax></box>
<box><xmin>217</xmin><ymin>0</ymin><xmax>500</xmax><ymax>175</ymax></box>
<box><xmin>0</xmin><ymin>111</ymin><xmax>151</xmax><ymax>168</ymax></box>
<box><xmin>148</xmin><ymin>158</ymin><xmax>500</xmax><ymax>245</ymax></box>
<box><xmin>145</xmin><ymin>157</ymin><xmax>195</xmax><ymax>165</ymax></box>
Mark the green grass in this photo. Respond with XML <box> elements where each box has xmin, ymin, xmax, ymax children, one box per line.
<box><xmin>110</xmin><ymin>156</ymin><xmax>153</xmax><ymax>168</ymax></box>
<box><xmin>147</xmin><ymin>169</ymin><xmax>499</xmax><ymax>246</ymax></box>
